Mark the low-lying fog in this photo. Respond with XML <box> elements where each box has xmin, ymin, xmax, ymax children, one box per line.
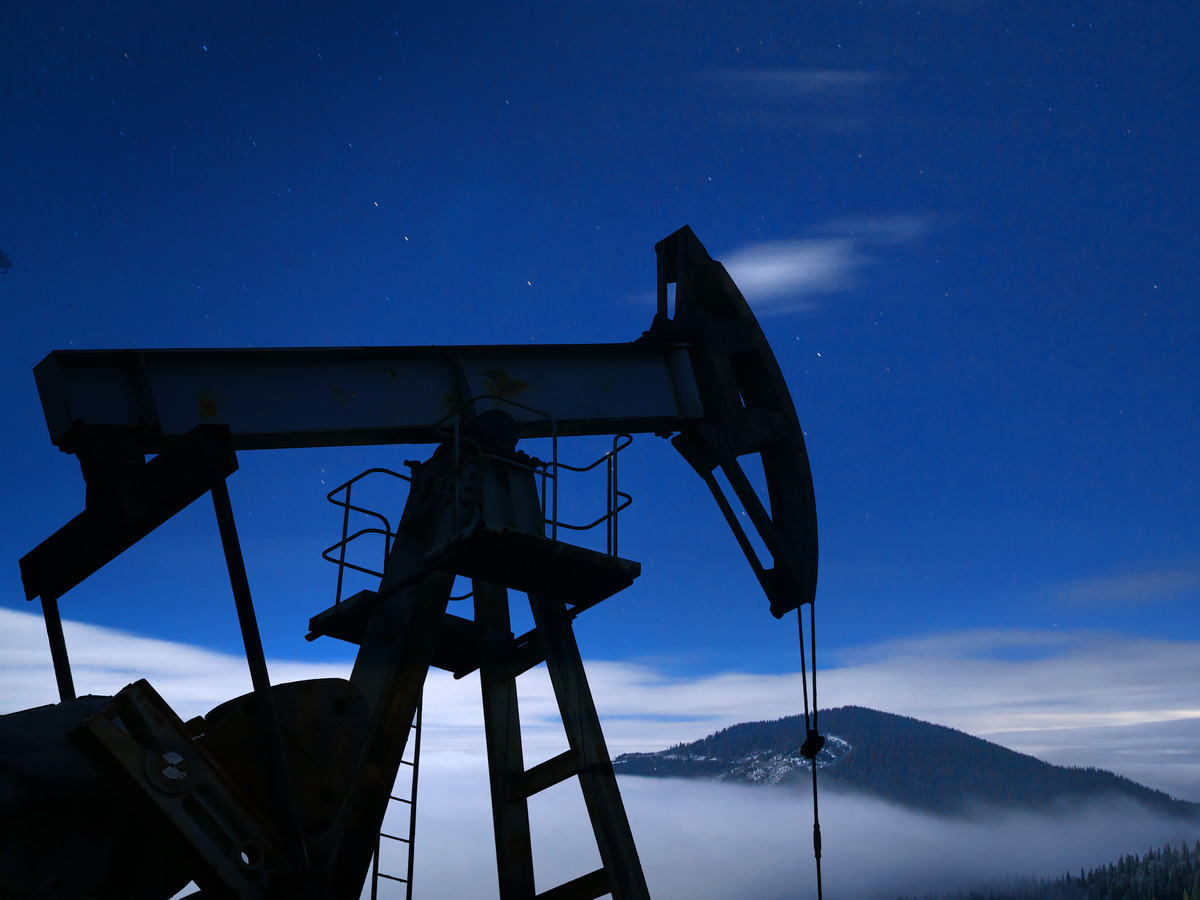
<box><xmin>400</xmin><ymin>755</ymin><xmax>1198</xmax><ymax>900</ymax></box>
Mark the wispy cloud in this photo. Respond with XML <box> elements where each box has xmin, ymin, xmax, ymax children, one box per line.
<box><xmin>719</xmin><ymin>215</ymin><xmax>931</xmax><ymax>314</ymax></box>
<box><xmin>4</xmin><ymin>611</ymin><xmax>1199</xmax><ymax>799</ymax></box>
<box><xmin>697</xmin><ymin>68</ymin><xmax>893</xmax><ymax>134</ymax></box>
<box><xmin>702</xmin><ymin>69</ymin><xmax>885</xmax><ymax>96</ymax></box>
<box><xmin>825</xmin><ymin>628</ymin><xmax>1200</xmax><ymax>736</ymax></box>
<box><xmin>721</xmin><ymin>238</ymin><xmax>867</xmax><ymax>311</ymax></box>
<box><xmin>1056</xmin><ymin>567</ymin><xmax>1200</xmax><ymax>605</ymax></box>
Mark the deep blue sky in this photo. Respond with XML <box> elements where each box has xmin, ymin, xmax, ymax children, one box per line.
<box><xmin>1</xmin><ymin>1</ymin><xmax>1197</xmax><ymax>682</ymax></box>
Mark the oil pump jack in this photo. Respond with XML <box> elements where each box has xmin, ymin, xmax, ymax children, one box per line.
<box><xmin>2</xmin><ymin>227</ymin><xmax>821</xmax><ymax>900</ymax></box>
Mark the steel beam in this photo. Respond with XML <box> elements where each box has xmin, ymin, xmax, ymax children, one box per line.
<box><xmin>40</xmin><ymin>596</ymin><xmax>75</xmax><ymax>701</ymax></box>
<box><xmin>476</xmin><ymin>580</ymin><xmax>536</xmax><ymax>900</ymax></box>
<box><xmin>19</xmin><ymin>424</ymin><xmax>238</xmax><ymax>603</ymax></box>
<box><xmin>528</xmin><ymin>591</ymin><xmax>650</xmax><ymax>900</ymax></box>
<box><xmin>210</xmin><ymin>475</ymin><xmax>311</xmax><ymax>878</ymax></box>
<box><xmin>33</xmin><ymin>343</ymin><xmax>704</xmax><ymax>453</ymax></box>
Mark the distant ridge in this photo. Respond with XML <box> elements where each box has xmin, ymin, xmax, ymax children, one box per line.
<box><xmin>614</xmin><ymin>705</ymin><xmax>1199</xmax><ymax>818</ymax></box>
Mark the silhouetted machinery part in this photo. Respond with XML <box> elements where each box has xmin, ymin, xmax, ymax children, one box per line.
<box><xmin>2</xmin><ymin>227</ymin><xmax>820</xmax><ymax>900</ymax></box>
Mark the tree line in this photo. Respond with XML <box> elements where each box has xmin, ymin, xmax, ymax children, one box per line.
<box><xmin>903</xmin><ymin>841</ymin><xmax>1200</xmax><ymax>900</ymax></box>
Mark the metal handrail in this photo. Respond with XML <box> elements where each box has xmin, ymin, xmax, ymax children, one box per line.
<box><xmin>548</xmin><ymin>495</ymin><xmax>633</xmax><ymax>533</ymax></box>
<box><xmin>321</xmin><ymin>528</ymin><xmax>394</xmax><ymax>580</ymax></box>
<box><xmin>325</xmin><ymin>467</ymin><xmax>411</xmax><ymax>606</ymax></box>
<box><xmin>543</xmin><ymin>434</ymin><xmax>633</xmax><ymax>555</ymax></box>
<box><xmin>550</xmin><ymin>434</ymin><xmax>633</xmax><ymax>475</ymax></box>
<box><xmin>420</xmin><ymin>407</ymin><xmax>633</xmax><ymax>554</ymax></box>
<box><xmin>322</xmin><ymin>413</ymin><xmax>636</xmax><ymax>605</ymax></box>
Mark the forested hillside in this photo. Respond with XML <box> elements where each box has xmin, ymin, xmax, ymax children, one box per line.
<box><xmin>902</xmin><ymin>841</ymin><xmax>1200</xmax><ymax>900</ymax></box>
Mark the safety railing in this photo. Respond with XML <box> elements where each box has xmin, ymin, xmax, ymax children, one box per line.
<box><xmin>321</xmin><ymin>467</ymin><xmax>410</xmax><ymax>606</ymax></box>
<box><xmin>542</xmin><ymin>433</ymin><xmax>633</xmax><ymax>556</ymax></box>
<box><xmin>321</xmin><ymin>398</ymin><xmax>635</xmax><ymax>604</ymax></box>
<box><xmin>430</xmin><ymin>395</ymin><xmax>633</xmax><ymax>553</ymax></box>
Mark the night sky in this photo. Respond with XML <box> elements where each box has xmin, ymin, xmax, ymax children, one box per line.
<box><xmin>2</xmin><ymin>4</ymin><xmax>1199</xmax><ymax>889</ymax></box>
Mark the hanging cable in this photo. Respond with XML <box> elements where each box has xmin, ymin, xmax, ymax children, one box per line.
<box><xmin>798</xmin><ymin>602</ymin><xmax>824</xmax><ymax>900</ymax></box>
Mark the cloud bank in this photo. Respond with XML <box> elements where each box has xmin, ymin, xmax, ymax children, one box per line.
<box><xmin>407</xmin><ymin>760</ymin><xmax>1197</xmax><ymax>900</ymax></box>
<box><xmin>4</xmin><ymin>609</ymin><xmax>1199</xmax><ymax>899</ymax></box>
<box><xmin>4</xmin><ymin>610</ymin><xmax>1200</xmax><ymax>796</ymax></box>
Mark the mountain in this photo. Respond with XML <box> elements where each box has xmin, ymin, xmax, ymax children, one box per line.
<box><xmin>613</xmin><ymin>706</ymin><xmax>1200</xmax><ymax>818</ymax></box>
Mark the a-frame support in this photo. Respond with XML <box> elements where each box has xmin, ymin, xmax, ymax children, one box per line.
<box><xmin>476</xmin><ymin>580</ymin><xmax>650</xmax><ymax>900</ymax></box>
<box><xmin>477</xmin><ymin>580</ymin><xmax>538</xmax><ymax>897</ymax></box>
<box><xmin>318</xmin><ymin>565</ymin><xmax>650</xmax><ymax>900</ymax></box>
<box><xmin>527</xmin><ymin>588</ymin><xmax>649</xmax><ymax>900</ymax></box>
<box><xmin>325</xmin><ymin>569</ymin><xmax>456</xmax><ymax>898</ymax></box>
<box><xmin>309</xmin><ymin>407</ymin><xmax>653</xmax><ymax>900</ymax></box>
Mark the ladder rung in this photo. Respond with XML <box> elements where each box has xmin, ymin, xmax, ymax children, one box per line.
<box><xmin>377</xmin><ymin>873</ymin><xmax>410</xmax><ymax>884</ymax></box>
<box><xmin>535</xmin><ymin>867</ymin><xmax>611</xmax><ymax>900</ymax></box>
<box><xmin>388</xmin><ymin>794</ymin><xmax>413</xmax><ymax>804</ymax></box>
<box><xmin>493</xmin><ymin>636</ymin><xmax>546</xmax><ymax>681</ymax></box>
<box><xmin>400</xmin><ymin>758</ymin><xmax>416</xmax><ymax>767</ymax></box>
<box><xmin>515</xmin><ymin>748</ymin><xmax>583</xmax><ymax>798</ymax></box>
<box><xmin>380</xmin><ymin>832</ymin><xmax>411</xmax><ymax>843</ymax></box>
